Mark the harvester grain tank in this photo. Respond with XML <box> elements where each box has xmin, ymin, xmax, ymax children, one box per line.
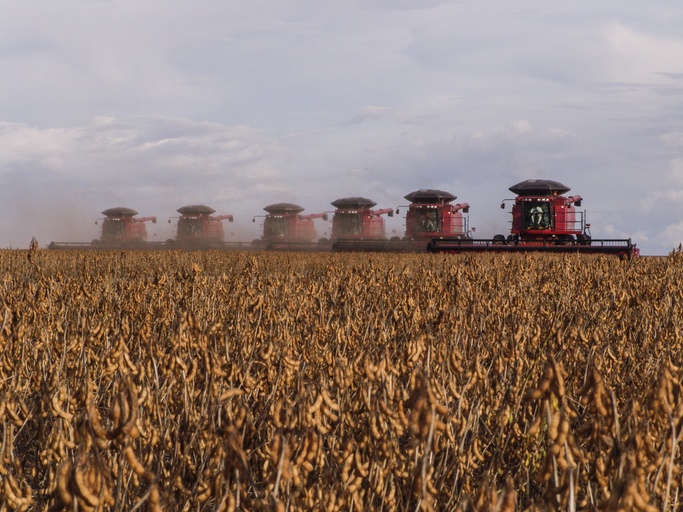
<box><xmin>254</xmin><ymin>203</ymin><xmax>329</xmax><ymax>250</ymax></box>
<box><xmin>427</xmin><ymin>179</ymin><xmax>639</xmax><ymax>258</ymax></box>
<box><xmin>169</xmin><ymin>205</ymin><xmax>234</xmax><ymax>248</ymax></box>
<box><xmin>48</xmin><ymin>207</ymin><xmax>157</xmax><ymax>249</ymax></box>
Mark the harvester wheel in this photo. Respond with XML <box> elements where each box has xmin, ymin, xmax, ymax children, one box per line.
<box><xmin>493</xmin><ymin>234</ymin><xmax>506</xmax><ymax>245</ymax></box>
<box><xmin>577</xmin><ymin>233</ymin><xmax>591</xmax><ymax>245</ymax></box>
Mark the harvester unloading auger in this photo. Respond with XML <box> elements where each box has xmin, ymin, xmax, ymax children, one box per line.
<box><xmin>427</xmin><ymin>179</ymin><xmax>639</xmax><ymax>258</ymax></box>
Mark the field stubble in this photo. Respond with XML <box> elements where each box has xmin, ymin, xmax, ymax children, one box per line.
<box><xmin>0</xmin><ymin>249</ymin><xmax>682</xmax><ymax>511</ymax></box>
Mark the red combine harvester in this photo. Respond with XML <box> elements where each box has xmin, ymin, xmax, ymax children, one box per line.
<box><xmin>334</xmin><ymin>189</ymin><xmax>471</xmax><ymax>252</ymax></box>
<box><xmin>48</xmin><ymin>207</ymin><xmax>157</xmax><ymax>249</ymax></box>
<box><xmin>253</xmin><ymin>203</ymin><xmax>328</xmax><ymax>250</ymax></box>
<box><xmin>331</xmin><ymin>197</ymin><xmax>394</xmax><ymax>239</ymax></box>
<box><xmin>328</xmin><ymin>197</ymin><xmax>395</xmax><ymax>251</ymax></box>
<box><xmin>167</xmin><ymin>205</ymin><xmax>234</xmax><ymax>248</ymax></box>
<box><xmin>428</xmin><ymin>179</ymin><xmax>639</xmax><ymax>258</ymax></box>
<box><xmin>402</xmin><ymin>189</ymin><xmax>471</xmax><ymax>244</ymax></box>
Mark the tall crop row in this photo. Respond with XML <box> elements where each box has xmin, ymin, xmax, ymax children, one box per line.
<box><xmin>0</xmin><ymin>249</ymin><xmax>682</xmax><ymax>510</ymax></box>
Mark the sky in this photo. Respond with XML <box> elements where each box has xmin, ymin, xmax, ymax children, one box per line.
<box><xmin>0</xmin><ymin>1</ymin><xmax>682</xmax><ymax>255</ymax></box>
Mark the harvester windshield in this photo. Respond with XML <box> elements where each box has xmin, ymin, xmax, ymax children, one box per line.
<box><xmin>264</xmin><ymin>217</ymin><xmax>287</xmax><ymax>238</ymax></box>
<box><xmin>335</xmin><ymin>213</ymin><xmax>361</xmax><ymax>236</ymax></box>
<box><xmin>524</xmin><ymin>201</ymin><xmax>551</xmax><ymax>229</ymax></box>
<box><xmin>177</xmin><ymin>217</ymin><xmax>202</xmax><ymax>238</ymax></box>
<box><xmin>102</xmin><ymin>219</ymin><xmax>125</xmax><ymax>239</ymax></box>
<box><xmin>413</xmin><ymin>207</ymin><xmax>440</xmax><ymax>233</ymax></box>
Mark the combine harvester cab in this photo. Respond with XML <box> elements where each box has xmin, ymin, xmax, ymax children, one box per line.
<box><xmin>49</xmin><ymin>207</ymin><xmax>157</xmax><ymax>249</ymax></box>
<box><xmin>168</xmin><ymin>205</ymin><xmax>233</xmax><ymax>249</ymax></box>
<box><xmin>329</xmin><ymin>197</ymin><xmax>396</xmax><ymax>252</ymax></box>
<box><xmin>428</xmin><ymin>179</ymin><xmax>639</xmax><ymax>258</ymax></box>
<box><xmin>254</xmin><ymin>203</ymin><xmax>329</xmax><ymax>250</ymax></box>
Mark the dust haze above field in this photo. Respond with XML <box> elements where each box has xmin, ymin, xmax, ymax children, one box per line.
<box><xmin>0</xmin><ymin>1</ymin><xmax>682</xmax><ymax>254</ymax></box>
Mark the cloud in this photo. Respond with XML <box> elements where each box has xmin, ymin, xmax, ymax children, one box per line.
<box><xmin>667</xmin><ymin>158</ymin><xmax>683</xmax><ymax>186</ymax></box>
<box><xmin>661</xmin><ymin>222</ymin><xmax>683</xmax><ymax>252</ymax></box>
<box><xmin>359</xmin><ymin>0</ymin><xmax>451</xmax><ymax>11</ymax></box>
<box><xmin>604</xmin><ymin>22</ymin><xmax>683</xmax><ymax>84</ymax></box>
<box><xmin>0</xmin><ymin>117</ymin><xmax>287</xmax><ymax>184</ymax></box>
<box><xmin>341</xmin><ymin>106</ymin><xmax>397</xmax><ymax>126</ymax></box>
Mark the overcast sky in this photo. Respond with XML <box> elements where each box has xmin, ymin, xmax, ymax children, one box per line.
<box><xmin>1</xmin><ymin>1</ymin><xmax>682</xmax><ymax>254</ymax></box>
